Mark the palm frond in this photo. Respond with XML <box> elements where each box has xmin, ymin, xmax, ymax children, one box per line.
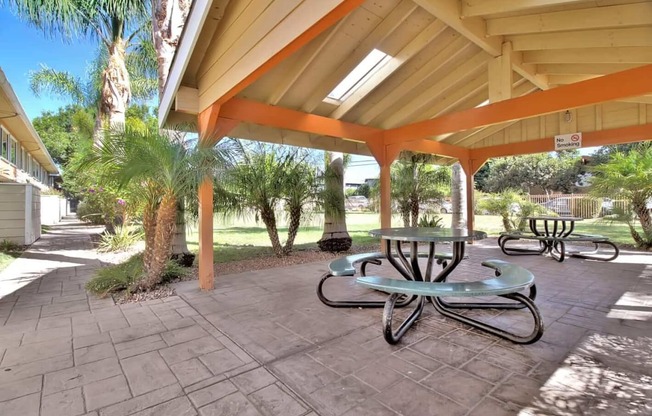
<box><xmin>29</xmin><ymin>65</ymin><xmax>86</xmax><ymax>105</ymax></box>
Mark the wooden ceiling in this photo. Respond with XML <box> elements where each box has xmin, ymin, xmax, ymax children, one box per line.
<box><xmin>163</xmin><ymin>0</ymin><xmax>652</xmax><ymax>161</ymax></box>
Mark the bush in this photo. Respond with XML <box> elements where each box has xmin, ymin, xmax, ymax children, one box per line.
<box><xmin>97</xmin><ymin>226</ymin><xmax>144</xmax><ymax>252</ymax></box>
<box><xmin>0</xmin><ymin>239</ymin><xmax>22</xmax><ymax>252</ymax></box>
<box><xmin>76</xmin><ymin>200</ymin><xmax>105</xmax><ymax>225</ymax></box>
<box><xmin>418</xmin><ymin>214</ymin><xmax>443</xmax><ymax>228</ymax></box>
<box><xmin>86</xmin><ymin>254</ymin><xmax>188</xmax><ymax>297</ymax></box>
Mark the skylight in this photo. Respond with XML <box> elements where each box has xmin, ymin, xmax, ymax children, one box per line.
<box><xmin>327</xmin><ymin>49</ymin><xmax>390</xmax><ymax>101</ymax></box>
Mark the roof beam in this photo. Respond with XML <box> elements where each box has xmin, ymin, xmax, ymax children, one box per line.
<box><xmin>523</xmin><ymin>47</ymin><xmax>652</xmax><ymax>64</ymax></box>
<box><xmin>488</xmin><ymin>42</ymin><xmax>513</xmax><ymax>102</ymax></box>
<box><xmin>510</xmin><ymin>27</ymin><xmax>652</xmax><ymax>51</ymax></box>
<box><xmin>220</xmin><ymin>97</ymin><xmax>382</xmax><ymax>141</ymax></box>
<box><xmin>537</xmin><ymin>63</ymin><xmax>638</xmax><ymax>75</ymax></box>
<box><xmin>414</xmin><ymin>0</ymin><xmax>548</xmax><ymax>90</ymax></box>
<box><xmin>267</xmin><ymin>22</ymin><xmax>344</xmax><ymax>105</ymax></box>
<box><xmin>388</xmin><ymin>138</ymin><xmax>469</xmax><ymax>161</ymax></box>
<box><xmin>384</xmin><ymin>64</ymin><xmax>652</xmax><ymax>145</ymax></box>
<box><xmin>487</xmin><ymin>3</ymin><xmax>652</xmax><ymax>36</ymax></box>
<box><xmin>462</xmin><ymin>0</ymin><xmax>588</xmax><ymax>17</ymax></box>
<box><xmin>471</xmin><ymin>123</ymin><xmax>652</xmax><ymax>160</ymax></box>
<box><xmin>199</xmin><ymin>0</ymin><xmax>366</xmax><ymax>110</ymax></box>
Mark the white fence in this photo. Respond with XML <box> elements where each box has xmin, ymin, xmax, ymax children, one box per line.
<box><xmin>526</xmin><ymin>193</ymin><xmax>627</xmax><ymax>219</ymax></box>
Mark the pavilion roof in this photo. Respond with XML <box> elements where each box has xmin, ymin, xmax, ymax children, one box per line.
<box><xmin>160</xmin><ymin>0</ymin><xmax>652</xmax><ymax>165</ymax></box>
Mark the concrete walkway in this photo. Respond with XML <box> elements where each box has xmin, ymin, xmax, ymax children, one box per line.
<box><xmin>0</xmin><ymin>221</ymin><xmax>651</xmax><ymax>415</ymax></box>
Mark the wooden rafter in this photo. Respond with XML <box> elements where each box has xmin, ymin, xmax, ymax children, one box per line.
<box><xmin>384</xmin><ymin>64</ymin><xmax>652</xmax><ymax>145</ymax></box>
<box><xmin>414</xmin><ymin>0</ymin><xmax>549</xmax><ymax>89</ymax></box>
<box><xmin>487</xmin><ymin>3</ymin><xmax>652</xmax><ymax>36</ymax></box>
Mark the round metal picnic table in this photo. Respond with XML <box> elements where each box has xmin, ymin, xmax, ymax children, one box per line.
<box><xmin>368</xmin><ymin>227</ymin><xmax>535</xmax><ymax>343</ymax></box>
<box><xmin>369</xmin><ymin>227</ymin><xmax>486</xmax><ymax>284</ymax></box>
<box><xmin>526</xmin><ymin>215</ymin><xmax>583</xmax><ymax>238</ymax></box>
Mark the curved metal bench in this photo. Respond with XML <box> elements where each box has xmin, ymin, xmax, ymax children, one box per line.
<box><xmin>554</xmin><ymin>234</ymin><xmax>619</xmax><ymax>262</ymax></box>
<box><xmin>499</xmin><ymin>232</ymin><xmax>618</xmax><ymax>262</ymax></box>
<box><xmin>356</xmin><ymin>259</ymin><xmax>544</xmax><ymax>345</ymax></box>
<box><xmin>317</xmin><ymin>251</ymin><xmax>454</xmax><ymax>308</ymax></box>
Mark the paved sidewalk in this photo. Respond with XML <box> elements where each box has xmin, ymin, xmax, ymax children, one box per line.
<box><xmin>0</xmin><ymin>222</ymin><xmax>316</xmax><ymax>416</ymax></box>
<box><xmin>1</xmin><ymin>222</ymin><xmax>651</xmax><ymax>415</ymax></box>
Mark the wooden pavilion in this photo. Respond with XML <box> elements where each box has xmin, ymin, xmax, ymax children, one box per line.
<box><xmin>158</xmin><ymin>0</ymin><xmax>652</xmax><ymax>289</ymax></box>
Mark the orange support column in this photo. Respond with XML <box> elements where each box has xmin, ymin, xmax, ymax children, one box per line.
<box><xmin>197</xmin><ymin>105</ymin><xmax>221</xmax><ymax>291</ymax></box>
<box><xmin>198</xmin><ymin>179</ymin><xmax>214</xmax><ymax>290</ymax></box>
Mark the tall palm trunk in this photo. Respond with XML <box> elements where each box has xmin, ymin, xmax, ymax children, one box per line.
<box><xmin>451</xmin><ymin>163</ymin><xmax>467</xmax><ymax>228</ymax></box>
<box><xmin>152</xmin><ymin>0</ymin><xmax>191</xmax><ymax>96</ymax></box>
<box><xmin>142</xmin><ymin>192</ymin><xmax>177</xmax><ymax>289</ymax></box>
<box><xmin>98</xmin><ymin>40</ymin><xmax>131</xmax><ymax>144</ymax></box>
<box><xmin>318</xmin><ymin>152</ymin><xmax>352</xmax><ymax>252</ymax></box>
<box><xmin>152</xmin><ymin>0</ymin><xmax>192</xmax><ymax>260</ymax></box>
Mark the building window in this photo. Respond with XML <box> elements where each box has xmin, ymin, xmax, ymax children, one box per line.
<box><xmin>9</xmin><ymin>138</ymin><xmax>17</xmax><ymax>165</ymax></box>
<box><xmin>0</xmin><ymin>129</ymin><xmax>6</xmax><ymax>160</ymax></box>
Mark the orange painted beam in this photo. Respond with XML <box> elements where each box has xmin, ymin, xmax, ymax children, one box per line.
<box><xmin>220</xmin><ymin>97</ymin><xmax>383</xmax><ymax>142</ymax></box>
<box><xmin>216</xmin><ymin>0</ymin><xmax>366</xmax><ymax>106</ymax></box>
<box><xmin>386</xmin><ymin>64</ymin><xmax>652</xmax><ymax>145</ymax></box>
<box><xmin>471</xmin><ymin>123</ymin><xmax>652</xmax><ymax>161</ymax></box>
<box><xmin>387</xmin><ymin>138</ymin><xmax>469</xmax><ymax>162</ymax></box>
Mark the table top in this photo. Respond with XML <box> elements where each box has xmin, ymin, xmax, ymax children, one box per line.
<box><xmin>369</xmin><ymin>227</ymin><xmax>487</xmax><ymax>242</ymax></box>
<box><xmin>526</xmin><ymin>216</ymin><xmax>583</xmax><ymax>222</ymax></box>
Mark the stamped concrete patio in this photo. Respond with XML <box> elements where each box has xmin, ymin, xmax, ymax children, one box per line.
<box><xmin>0</xmin><ymin>223</ymin><xmax>651</xmax><ymax>416</ymax></box>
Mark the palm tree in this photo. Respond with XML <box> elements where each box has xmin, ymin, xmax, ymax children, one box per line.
<box><xmin>216</xmin><ymin>141</ymin><xmax>318</xmax><ymax>257</ymax></box>
<box><xmin>152</xmin><ymin>0</ymin><xmax>191</xmax><ymax>97</ymax></box>
<box><xmin>391</xmin><ymin>153</ymin><xmax>451</xmax><ymax>227</ymax></box>
<box><xmin>318</xmin><ymin>152</ymin><xmax>352</xmax><ymax>252</ymax></box>
<box><xmin>83</xmin><ymin>126</ymin><xmax>235</xmax><ymax>289</ymax></box>
<box><xmin>590</xmin><ymin>145</ymin><xmax>652</xmax><ymax>248</ymax></box>
<box><xmin>4</xmin><ymin>0</ymin><xmax>154</xmax><ymax>142</ymax></box>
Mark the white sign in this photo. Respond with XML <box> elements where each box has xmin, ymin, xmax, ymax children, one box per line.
<box><xmin>554</xmin><ymin>132</ymin><xmax>582</xmax><ymax>150</ymax></box>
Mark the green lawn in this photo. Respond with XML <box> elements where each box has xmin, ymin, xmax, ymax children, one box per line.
<box><xmin>186</xmin><ymin>212</ymin><xmax>645</xmax><ymax>263</ymax></box>
<box><xmin>0</xmin><ymin>251</ymin><xmax>21</xmax><ymax>272</ymax></box>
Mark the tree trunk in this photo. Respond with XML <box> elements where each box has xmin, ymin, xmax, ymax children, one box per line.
<box><xmin>260</xmin><ymin>207</ymin><xmax>285</xmax><ymax>256</ymax></box>
<box><xmin>142</xmin><ymin>201</ymin><xmax>158</xmax><ymax>274</ymax></box>
<box><xmin>451</xmin><ymin>163</ymin><xmax>467</xmax><ymax>228</ymax></box>
<box><xmin>401</xmin><ymin>203</ymin><xmax>410</xmax><ymax>227</ymax></box>
<box><xmin>283</xmin><ymin>204</ymin><xmax>302</xmax><ymax>254</ymax></box>
<box><xmin>152</xmin><ymin>0</ymin><xmax>191</xmax><ymax>98</ymax></box>
<box><xmin>318</xmin><ymin>152</ymin><xmax>352</xmax><ymax>252</ymax></box>
<box><xmin>170</xmin><ymin>199</ymin><xmax>194</xmax><ymax>266</ymax></box>
<box><xmin>142</xmin><ymin>192</ymin><xmax>177</xmax><ymax>289</ymax></box>
<box><xmin>410</xmin><ymin>195</ymin><xmax>419</xmax><ymax>227</ymax></box>
<box><xmin>152</xmin><ymin>1</ymin><xmax>192</xmax><ymax>259</ymax></box>
<box><xmin>98</xmin><ymin>40</ymin><xmax>131</xmax><ymax>144</ymax></box>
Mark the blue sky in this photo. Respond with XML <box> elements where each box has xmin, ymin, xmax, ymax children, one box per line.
<box><xmin>0</xmin><ymin>8</ymin><xmax>96</xmax><ymax>120</ymax></box>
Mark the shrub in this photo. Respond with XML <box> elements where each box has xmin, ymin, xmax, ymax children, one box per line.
<box><xmin>0</xmin><ymin>239</ymin><xmax>22</xmax><ymax>252</ymax></box>
<box><xmin>418</xmin><ymin>214</ymin><xmax>443</xmax><ymax>228</ymax></box>
<box><xmin>76</xmin><ymin>200</ymin><xmax>105</xmax><ymax>225</ymax></box>
<box><xmin>97</xmin><ymin>226</ymin><xmax>144</xmax><ymax>252</ymax></box>
<box><xmin>86</xmin><ymin>254</ymin><xmax>188</xmax><ymax>297</ymax></box>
